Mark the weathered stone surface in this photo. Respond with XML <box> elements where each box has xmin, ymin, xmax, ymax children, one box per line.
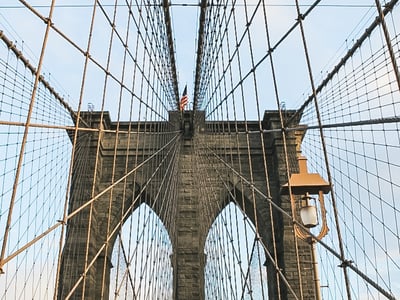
<box><xmin>59</xmin><ymin>110</ymin><xmax>316</xmax><ymax>300</ymax></box>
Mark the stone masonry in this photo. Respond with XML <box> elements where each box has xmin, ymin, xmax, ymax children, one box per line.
<box><xmin>59</xmin><ymin>110</ymin><xmax>316</xmax><ymax>299</ymax></box>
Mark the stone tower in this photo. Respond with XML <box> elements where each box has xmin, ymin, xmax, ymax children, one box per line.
<box><xmin>58</xmin><ymin>110</ymin><xmax>316</xmax><ymax>299</ymax></box>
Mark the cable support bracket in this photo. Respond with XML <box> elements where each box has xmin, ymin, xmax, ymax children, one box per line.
<box><xmin>338</xmin><ymin>260</ymin><xmax>354</xmax><ymax>268</ymax></box>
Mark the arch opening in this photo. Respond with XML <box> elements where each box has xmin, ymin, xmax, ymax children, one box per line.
<box><xmin>109</xmin><ymin>203</ymin><xmax>173</xmax><ymax>299</ymax></box>
<box><xmin>204</xmin><ymin>202</ymin><xmax>268</xmax><ymax>299</ymax></box>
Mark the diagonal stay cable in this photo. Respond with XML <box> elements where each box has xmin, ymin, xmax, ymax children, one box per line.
<box><xmin>0</xmin><ymin>30</ymin><xmax>86</xmax><ymax>126</ymax></box>
<box><xmin>115</xmin><ymin>232</ymin><xmax>137</xmax><ymax>299</ymax></box>
<box><xmin>193</xmin><ymin>0</ymin><xmax>208</xmax><ymax>110</ymax></box>
<box><xmin>200</xmin><ymin>0</ymin><xmax>323</xmax><ymax>115</ymax></box>
<box><xmin>65</xmin><ymin>132</ymin><xmax>180</xmax><ymax>299</ymax></box>
<box><xmin>206</xmin><ymin>144</ymin><xmax>397</xmax><ymax>300</ymax></box>
<box><xmin>0</xmin><ymin>0</ymin><xmax>57</xmax><ymax>272</ymax></box>
<box><xmin>162</xmin><ymin>0</ymin><xmax>179</xmax><ymax>108</ymax></box>
<box><xmin>65</xmin><ymin>128</ymin><xmax>179</xmax><ymax>296</ymax></box>
<box><xmin>200</xmin><ymin>145</ymin><xmax>300</xmax><ymax>299</ymax></box>
<box><xmin>18</xmin><ymin>0</ymin><xmax>171</xmax><ymax>119</ymax></box>
<box><xmin>288</xmin><ymin>0</ymin><xmax>399</xmax><ymax>125</ymax></box>
<box><xmin>116</xmin><ymin>135</ymin><xmax>179</xmax><ymax>295</ymax></box>
<box><xmin>239</xmin><ymin>238</ymin><xmax>257</xmax><ymax>300</ymax></box>
<box><xmin>0</xmin><ymin>132</ymin><xmax>180</xmax><ymax>269</ymax></box>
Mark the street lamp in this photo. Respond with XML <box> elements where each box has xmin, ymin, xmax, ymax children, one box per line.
<box><xmin>281</xmin><ymin>155</ymin><xmax>331</xmax><ymax>300</ymax></box>
<box><xmin>300</xmin><ymin>193</ymin><xmax>318</xmax><ymax>228</ymax></box>
<box><xmin>281</xmin><ymin>155</ymin><xmax>331</xmax><ymax>240</ymax></box>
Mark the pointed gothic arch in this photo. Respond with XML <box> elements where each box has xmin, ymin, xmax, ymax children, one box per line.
<box><xmin>109</xmin><ymin>202</ymin><xmax>173</xmax><ymax>299</ymax></box>
<box><xmin>204</xmin><ymin>201</ymin><xmax>269</xmax><ymax>299</ymax></box>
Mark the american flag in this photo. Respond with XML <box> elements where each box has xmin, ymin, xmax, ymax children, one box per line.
<box><xmin>179</xmin><ymin>85</ymin><xmax>188</xmax><ymax>111</ymax></box>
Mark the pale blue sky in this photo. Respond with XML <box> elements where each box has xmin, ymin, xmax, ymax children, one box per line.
<box><xmin>0</xmin><ymin>1</ymin><xmax>379</xmax><ymax>119</ymax></box>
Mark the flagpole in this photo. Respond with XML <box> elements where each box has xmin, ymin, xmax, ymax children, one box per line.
<box><xmin>179</xmin><ymin>84</ymin><xmax>188</xmax><ymax>131</ymax></box>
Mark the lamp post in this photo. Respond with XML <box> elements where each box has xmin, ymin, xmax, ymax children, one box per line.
<box><xmin>281</xmin><ymin>155</ymin><xmax>331</xmax><ymax>300</ymax></box>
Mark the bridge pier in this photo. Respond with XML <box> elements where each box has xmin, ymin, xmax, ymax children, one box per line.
<box><xmin>172</xmin><ymin>135</ymin><xmax>205</xmax><ymax>299</ymax></box>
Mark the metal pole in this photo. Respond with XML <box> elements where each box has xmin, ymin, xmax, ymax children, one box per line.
<box><xmin>310</xmin><ymin>238</ymin><xmax>322</xmax><ymax>300</ymax></box>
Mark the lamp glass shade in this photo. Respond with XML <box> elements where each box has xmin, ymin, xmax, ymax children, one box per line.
<box><xmin>300</xmin><ymin>205</ymin><xmax>318</xmax><ymax>228</ymax></box>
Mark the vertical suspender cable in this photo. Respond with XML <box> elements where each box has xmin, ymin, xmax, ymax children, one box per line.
<box><xmin>0</xmin><ymin>0</ymin><xmax>57</xmax><ymax>272</ymax></box>
<box><xmin>293</xmin><ymin>0</ymin><xmax>352</xmax><ymax>298</ymax></box>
